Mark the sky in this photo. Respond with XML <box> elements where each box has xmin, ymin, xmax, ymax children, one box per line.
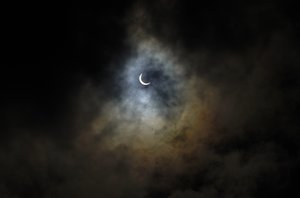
<box><xmin>1</xmin><ymin>0</ymin><xmax>300</xmax><ymax>197</ymax></box>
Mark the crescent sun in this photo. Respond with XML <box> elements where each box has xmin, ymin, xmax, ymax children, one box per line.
<box><xmin>139</xmin><ymin>73</ymin><xmax>151</xmax><ymax>86</ymax></box>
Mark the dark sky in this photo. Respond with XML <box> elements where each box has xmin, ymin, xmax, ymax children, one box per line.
<box><xmin>1</xmin><ymin>1</ymin><xmax>300</xmax><ymax>197</ymax></box>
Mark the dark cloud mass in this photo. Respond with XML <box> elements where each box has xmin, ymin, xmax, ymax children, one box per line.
<box><xmin>1</xmin><ymin>0</ymin><xmax>300</xmax><ymax>197</ymax></box>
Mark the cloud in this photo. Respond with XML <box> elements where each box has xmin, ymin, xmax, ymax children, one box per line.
<box><xmin>1</xmin><ymin>1</ymin><xmax>299</xmax><ymax>198</ymax></box>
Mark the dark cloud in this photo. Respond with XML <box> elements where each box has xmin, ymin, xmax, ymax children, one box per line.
<box><xmin>1</xmin><ymin>0</ymin><xmax>300</xmax><ymax>198</ymax></box>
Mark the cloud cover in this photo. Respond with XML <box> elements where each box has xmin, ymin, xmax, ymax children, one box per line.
<box><xmin>1</xmin><ymin>0</ymin><xmax>300</xmax><ymax>197</ymax></box>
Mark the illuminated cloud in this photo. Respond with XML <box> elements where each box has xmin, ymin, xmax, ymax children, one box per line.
<box><xmin>1</xmin><ymin>1</ymin><xmax>299</xmax><ymax>198</ymax></box>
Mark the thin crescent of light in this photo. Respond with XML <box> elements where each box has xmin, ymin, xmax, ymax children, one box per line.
<box><xmin>139</xmin><ymin>73</ymin><xmax>150</xmax><ymax>86</ymax></box>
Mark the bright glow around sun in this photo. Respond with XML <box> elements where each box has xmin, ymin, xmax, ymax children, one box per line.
<box><xmin>117</xmin><ymin>38</ymin><xmax>186</xmax><ymax>132</ymax></box>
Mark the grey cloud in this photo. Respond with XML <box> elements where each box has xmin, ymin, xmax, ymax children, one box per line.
<box><xmin>1</xmin><ymin>1</ymin><xmax>299</xmax><ymax>198</ymax></box>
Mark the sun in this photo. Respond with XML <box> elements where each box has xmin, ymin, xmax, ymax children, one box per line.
<box><xmin>139</xmin><ymin>73</ymin><xmax>151</xmax><ymax>86</ymax></box>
